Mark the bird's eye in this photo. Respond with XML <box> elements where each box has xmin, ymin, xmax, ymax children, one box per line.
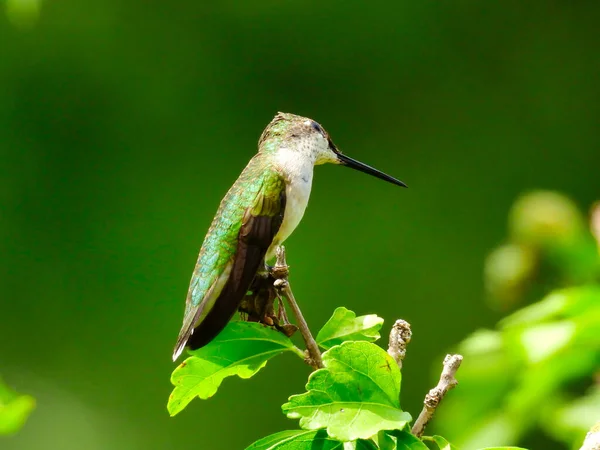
<box><xmin>311</xmin><ymin>121</ymin><xmax>323</xmax><ymax>134</ymax></box>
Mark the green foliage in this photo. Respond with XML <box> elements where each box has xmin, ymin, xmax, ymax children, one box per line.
<box><xmin>422</xmin><ymin>435</ymin><xmax>458</xmax><ymax>450</ymax></box>
<box><xmin>246</xmin><ymin>430</ymin><xmax>377</xmax><ymax>449</ymax></box>
<box><xmin>168</xmin><ymin>321</ymin><xmax>303</xmax><ymax>416</ymax></box>
<box><xmin>169</xmin><ymin>307</ymin><xmax>388</xmax><ymax>417</ymax></box>
<box><xmin>438</xmin><ymin>192</ymin><xmax>600</xmax><ymax>449</ymax></box>
<box><xmin>379</xmin><ymin>430</ymin><xmax>429</xmax><ymax>449</ymax></box>
<box><xmin>169</xmin><ymin>304</ymin><xmax>531</xmax><ymax>449</ymax></box>
<box><xmin>421</xmin><ymin>436</ymin><xmax>527</xmax><ymax>450</ymax></box>
<box><xmin>4</xmin><ymin>0</ymin><xmax>600</xmax><ymax>447</ymax></box>
<box><xmin>316</xmin><ymin>307</ymin><xmax>384</xmax><ymax>350</ymax></box>
<box><xmin>282</xmin><ymin>341</ymin><xmax>411</xmax><ymax>441</ymax></box>
<box><xmin>0</xmin><ymin>378</ymin><xmax>35</xmax><ymax>436</ymax></box>
<box><xmin>542</xmin><ymin>385</ymin><xmax>600</xmax><ymax>448</ymax></box>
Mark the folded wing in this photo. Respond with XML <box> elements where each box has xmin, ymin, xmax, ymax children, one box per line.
<box><xmin>173</xmin><ymin>161</ymin><xmax>286</xmax><ymax>360</ymax></box>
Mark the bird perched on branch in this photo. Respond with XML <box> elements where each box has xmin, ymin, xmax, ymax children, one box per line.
<box><xmin>173</xmin><ymin>112</ymin><xmax>406</xmax><ymax>361</ymax></box>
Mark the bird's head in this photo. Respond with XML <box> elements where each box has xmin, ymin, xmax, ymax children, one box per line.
<box><xmin>259</xmin><ymin>112</ymin><xmax>407</xmax><ymax>188</ymax></box>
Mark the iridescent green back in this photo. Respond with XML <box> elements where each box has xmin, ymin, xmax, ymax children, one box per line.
<box><xmin>185</xmin><ymin>153</ymin><xmax>284</xmax><ymax>313</ymax></box>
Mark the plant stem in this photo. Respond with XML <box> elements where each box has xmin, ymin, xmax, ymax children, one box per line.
<box><xmin>280</xmin><ymin>282</ymin><xmax>324</xmax><ymax>369</ymax></box>
<box><xmin>271</xmin><ymin>246</ymin><xmax>324</xmax><ymax>370</ymax></box>
<box><xmin>291</xmin><ymin>345</ymin><xmax>308</xmax><ymax>361</ymax></box>
<box><xmin>411</xmin><ymin>354</ymin><xmax>463</xmax><ymax>437</ymax></box>
<box><xmin>387</xmin><ymin>319</ymin><xmax>412</xmax><ymax>370</ymax></box>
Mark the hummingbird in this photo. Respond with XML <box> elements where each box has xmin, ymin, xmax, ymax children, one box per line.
<box><xmin>172</xmin><ymin>112</ymin><xmax>406</xmax><ymax>361</ymax></box>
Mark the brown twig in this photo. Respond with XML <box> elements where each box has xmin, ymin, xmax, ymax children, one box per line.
<box><xmin>387</xmin><ymin>319</ymin><xmax>412</xmax><ymax>370</ymax></box>
<box><xmin>271</xmin><ymin>246</ymin><xmax>324</xmax><ymax>370</ymax></box>
<box><xmin>411</xmin><ymin>354</ymin><xmax>463</xmax><ymax>437</ymax></box>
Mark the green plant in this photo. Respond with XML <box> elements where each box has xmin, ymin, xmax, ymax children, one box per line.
<box><xmin>436</xmin><ymin>192</ymin><xmax>600</xmax><ymax>449</ymax></box>
<box><xmin>167</xmin><ymin>192</ymin><xmax>599</xmax><ymax>449</ymax></box>
<box><xmin>0</xmin><ymin>377</ymin><xmax>35</xmax><ymax>436</ymax></box>
<box><xmin>169</xmin><ymin>306</ymin><xmax>525</xmax><ymax>449</ymax></box>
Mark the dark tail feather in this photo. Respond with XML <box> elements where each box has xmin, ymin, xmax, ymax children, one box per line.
<box><xmin>186</xmin><ymin>300</ymin><xmax>238</xmax><ymax>350</ymax></box>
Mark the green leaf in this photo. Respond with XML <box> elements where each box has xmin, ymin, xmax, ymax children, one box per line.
<box><xmin>245</xmin><ymin>430</ymin><xmax>377</xmax><ymax>449</ymax></box>
<box><xmin>476</xmin><ymin>448</ymin><xmax>529</xmax><ymax>450</ymax></box>
<box><xmin>518</xmin><ymin>320</ymin><xmax>575</xmax><ymax>364</ymax></box>
<box><xmin>500</xmin><ymin>285</ymin><xmax>600</xmax><ymax>328</ymax></box>
<box><xmin>422</xmin><ymin>435</ymin><xmax>460</xmax><ymax>450</ymax></box>
<box><xmin>383</xmin><ymin>430</ymin><xmax>430</xmax><ymax>449</ymax></box>
<box><xmin>355</xmin><ymin>441</ymin><xmax>379</xmax><ymax>450</ymax></box>
<box><xmin>376</xmin><ymin>430</ymin><xmax>398</xmax><ymax>450</ymax></box>
<box><xmin>168</xmin><ymin>321</ymin><xmax>300</xmax><ymax>416</ymax></box>
<box><xmin>282</xmin><ymin>341</ymin><xmax>411</xmax><ymax>441</ymax></box>
<box><xmin>0</xmin><ymin>378</ymin><xmax>35</xmax><ymax>435</ymax></box>
<box><xmin>316</xmin><ymin>307</ymin><xmax>384</xmax><ymax>350</ymax></box>
<box><xmin>246</xmin><ymin>430</ymin><xmax>335</xmax><ymax>450</ymax></box>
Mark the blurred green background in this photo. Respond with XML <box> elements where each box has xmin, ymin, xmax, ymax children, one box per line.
<box><xmin>1</xmin><ymin>1</ymin><xmax>599</xmax><ymax>449</ymax></box>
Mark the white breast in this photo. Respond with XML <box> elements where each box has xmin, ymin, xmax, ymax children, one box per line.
<box><xmin>267</xmin><ymin>148</ymin><xmax>314</xmax><ymax>259</ymax></box>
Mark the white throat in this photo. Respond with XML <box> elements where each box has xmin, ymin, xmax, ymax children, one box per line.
<box><xmin>268</xmin><ymin>147</ymin><xmax>315</xmax><ymax>258</ymax></box>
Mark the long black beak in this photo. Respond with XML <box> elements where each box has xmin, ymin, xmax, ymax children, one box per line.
<box><xmin>336</xmin><ymin>152</ymin><xmax>408</xmax><ymax>188</ymax></box>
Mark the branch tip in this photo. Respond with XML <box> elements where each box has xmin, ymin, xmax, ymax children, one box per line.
<box><xmin>411</xmin><ymin>353</ymin><xmax>463</xmax><ymax>437</ymax></box>
<box><xmin>387</xmin><ymin>319</ymin><xmax>412</xmax><ymax>370</ymax></box>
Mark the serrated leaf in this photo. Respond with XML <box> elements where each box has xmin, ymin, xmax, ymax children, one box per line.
<box><xmin>384</xmin><ymin>430</ymin><xmax>430</xmax><ymax>449</ymax></box>
<box><xmin>0</xmin><ymin>378</ymin><xmax>35</xmax><ymax>435</ymax></box>
<box><xmin>282</xmin><ymin>341</ymin><xmax>411</xmax><ymax>441</ymax></box>
<box><xmin>317</xmin><ymin>307</ymin><xmax>384</xmax><ymax>350</ymax></box>
<box><xmin>422</xmin><ymin>435</ymin><xmax>459</xmax><ymax>450</ymax></box>
<box><xmin>245</xmin><ymin>430</ymin><xmax>377</xmax><ymax>450</ymax></box>
<box><xmin>168</xmin><ymin>321</ymin><xmax>299</xmax><ymax>416</ymax></box>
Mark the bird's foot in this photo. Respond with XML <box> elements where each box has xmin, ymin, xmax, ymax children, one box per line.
<box><xmin>275</xmin><ymin>322</ymin><xmax>298</xmax><ymax>337</ymax></box>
